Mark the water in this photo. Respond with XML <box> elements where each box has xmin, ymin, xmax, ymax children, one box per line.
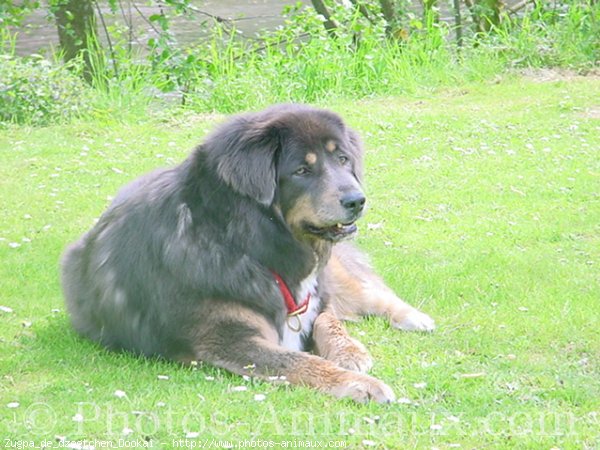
<box><xmin>12</xmin><ymin>0</ymin><xmax>305</xmax><ymax>56</ymax></box>
<box><xmin>11</xmin><ymin>0</ymin><xmax>525</xmax><ymax>57</ymax></box>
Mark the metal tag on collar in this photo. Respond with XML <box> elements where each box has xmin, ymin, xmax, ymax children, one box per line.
<box><xmin>286</xmin><ymin>303</ymin><xmax>308</xmax><ymax>332</ymax></box>
<box><xmin>286</xmin><ymin>314</ymin><xmax>303</xmax><ymax>333</ymax></box>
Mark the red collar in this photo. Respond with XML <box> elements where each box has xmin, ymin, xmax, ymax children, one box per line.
<box><xmin>272</xmin><ymin>272</ymin><xmax>310</xmax><ymax>316</ymax></box>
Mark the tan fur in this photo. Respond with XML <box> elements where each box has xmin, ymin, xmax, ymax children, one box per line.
<box><xmin>312</xmin><ymin>309</ymin><xmax>372</xmax><ymax>373</ymax></box>
<box><xmin>282</xmin><ymin>349</ymin><xmax>392</xmax><ymax>403</ymax></box>
<box><xmin>188</xmin><ymin>301</ymin><xmax>394</xmax><ymax>403</ymax></box>
<box><xmin>305</xmin><ymin>152</ymin><xmax>317</xmax><ymax>165</ymax></box>
<box><xmin>325</xmin><ymin>244</ymin><xmax>430</xmax><ymax>329</ymax></box>
<box><xmin>284</xmin><ymin>195</ymin><xmax>314</xmax><ymax>232</ymax></box>
<box><xmin>325</xmin><ymin>140</ymin><xmax>336</xmax><ymax>152</ymax></box>
<box><xmin>190</xmin><ymin>301</ymin><xmax>279</xmax><ymax>345</ymax></box>
<box><xmin>323</xmin><ymin>254</ymin><xmax>365</xmax><ymax>321</ymax></box>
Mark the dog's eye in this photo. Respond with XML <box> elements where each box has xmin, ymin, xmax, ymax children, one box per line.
<box><xmin>294</xmin><ymin>166</ymin><xmax>311</xmax><ymax>176</ymax></box>
<box><xmin>338</xmin><ymin>154</ymin><xmax>350</xmax><ymax>165</ymax></box>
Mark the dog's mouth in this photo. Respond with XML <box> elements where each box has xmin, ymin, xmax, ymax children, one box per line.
<box><xmin>305</xmin><ymin>221</ymin><xmax>358</xmax><ymax>242</ymax></box>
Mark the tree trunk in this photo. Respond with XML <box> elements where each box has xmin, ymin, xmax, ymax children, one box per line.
<box><xmin>379</xmin><ymin>0</ymin><xmax>397</xmax><ymax>36</ymax></box>
<box><xmin>54</xmin><ymin>0</ymin><xmax>97</xmax><ymax>82</ymax></box>
<box><xmin>310</xmin><ymin>0</ymin><xmax>338</xmax><ymax>38</ymax></box>
<box><xmin>466</xmin><ymin>0</ymin><xmax>503</xmax><ymax>33</ymax></box>
<box><xmin>453</xmin><ymin>0</ymin><xmax>463</xmax><ymax>48</ymax></box>
<box><xmin>379</xmin><ymin>0</ymin><xmax>396</xmax><ymax>23</ymax></box>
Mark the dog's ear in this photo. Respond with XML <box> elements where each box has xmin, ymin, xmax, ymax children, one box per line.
<box><xmin>207</xmin><ymin>117</ymin><xmax>280</xmax><ymax>206</ymax></box>
<box><xmin>346</xmin><ymin>128</ymin><xmax>364</xmax><ymax>183</ymax></box>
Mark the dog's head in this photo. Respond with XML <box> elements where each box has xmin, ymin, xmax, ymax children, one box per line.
<box><xmin>204</xmin><ymin>104</ymin><xmax>365</xmax><ymax>243</ymax></box>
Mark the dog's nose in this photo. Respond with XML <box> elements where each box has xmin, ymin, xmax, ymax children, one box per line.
<box><xmin>341</xmin><ymin>191</ymin><xmax>366</xmax><ymax>215</ymax></box>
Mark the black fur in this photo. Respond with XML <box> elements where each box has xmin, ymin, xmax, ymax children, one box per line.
<box><xmin>61</xmin><ymin>104</ymin><xmax>365</xmax><ymax>360</ymax></box>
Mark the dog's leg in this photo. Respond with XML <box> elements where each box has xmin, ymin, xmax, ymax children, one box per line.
<box><xmin>324</xmin><ymin>243</ymin><xmax>435</xmax><ymax>332</ymax></box>
<box><xmin>312</xmin><ymin>309</ymin><xmax>373</xmax><ymax>373</ymax></box>
<box><xmin>189</xmin><ymin>304</ymin><xmax>395</xmax><ymax>404</ymax></box>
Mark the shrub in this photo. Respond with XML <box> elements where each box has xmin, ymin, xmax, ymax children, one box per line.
<box><xmin>179</xmin><ymin>4</ymin><xmax>458</xmax><ymax>112</ymax></box>
<box><xmin>0</xmin><ymin>54</ymin><xmax>92</xmax><ymax>126</ymax></box>
<box><xmin>475</xmin><ymin>1</ymin><xmax>600</xmax><ymax>70</ymax></box>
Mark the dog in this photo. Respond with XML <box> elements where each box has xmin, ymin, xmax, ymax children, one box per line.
<box><xmin>61</xmin><ymin>104</ymin><xmax>435</xmax><ymax>403</ymax></box>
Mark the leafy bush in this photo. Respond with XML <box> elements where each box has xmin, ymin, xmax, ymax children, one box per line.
<box><xmin>0</xmin><ymin>54</ymin><xmax>92</xmax><ymax>126</ymax></box>
<box><xmin>475</xmin><ymin>1</ymin><xmax>599</xmax><ymax>70</ymax></box>
<box><xmin>143</xmin><ymin>0</ymin><xmax>599</xmax><ymax>114</ymax></box>
<box><xmin>175</xmin><ymin>4</ymin><xmax>459</xmax><ymax>113</ymax></box>
<box><xmin>1</xmin><ymin>0</ymin><xmax>598</xmax><ymax>124</ymax></box>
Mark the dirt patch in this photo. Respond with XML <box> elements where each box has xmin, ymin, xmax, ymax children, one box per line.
<box><xmin>581</xmin><ymin>107</ymin><xmax>600</xmax><ymax>120</ymax></box>
<box><xmin>519</xmin><ymin>67</ymin><xmax>600</xmax><ymax>82</ymax></box>
<box><xmin>519</xmin><ymin>69</ymin><xmax>600</xmax><ymax>120</ymax></box>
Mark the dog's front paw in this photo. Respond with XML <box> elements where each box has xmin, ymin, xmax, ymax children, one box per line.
<box><xmin>392</xmin><ymin>309</ymin><xmax>435</xmax><ymax>332</ymax></box>
<box><xmin>328</xmin><ymin>337</ymin><xmax>373</xmax><ymax>373</ymax></box>
<box><xmin>331</xmin><ymin>373</ymin><xmax>395</xmax><ymax>404</ymax></box>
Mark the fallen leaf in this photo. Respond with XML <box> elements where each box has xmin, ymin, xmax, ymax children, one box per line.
<box><xmin>367</xmin><ymin>222</ymin><xmax>384</xmax><ymax>230</ymax></box>
<box><xmin>459</xmin><ymin>372</ymin><xmax>486</xmax><ymax>379</ymax></box>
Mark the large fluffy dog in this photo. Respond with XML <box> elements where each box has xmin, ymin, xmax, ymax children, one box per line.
<box><xmin>61</xmin><ymin>104</ymin><xmax>434</xmax><ymax>403</ymax></box>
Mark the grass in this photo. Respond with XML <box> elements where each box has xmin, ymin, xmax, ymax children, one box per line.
<box><xmin>1</xmin><ymin>75</ymin><xmax>599</xmax><ymax>448</ymax></box>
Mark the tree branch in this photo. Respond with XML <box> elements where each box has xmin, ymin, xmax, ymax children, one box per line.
<box><xmin>310</xmin><ymin>0</ymin><xmax>339</xmax><ymax>38</ymax></box>
<box><xmin>506</xmin><ymin>0</ymin><xmax>536</xmax><ymax>15</ymax></box>
<box><xmin>379</xmin><ymin>0</ymin><xmax>395</xmax><ymax>23</ymax></box>
<box><xmin>349</xmin><ymin>0</ymin><xmax>377</xmax><ymax>25</ymax></box>
<box><xmin>92</xmin><ymin>0</ymin><xmax>119</xmax><ymax>78</ymax></box>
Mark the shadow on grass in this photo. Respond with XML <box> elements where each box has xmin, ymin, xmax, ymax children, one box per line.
<box><xmin>22</xmin><ymin>314</ymin><xmax>238</xmax><ymax>383</ymax></box>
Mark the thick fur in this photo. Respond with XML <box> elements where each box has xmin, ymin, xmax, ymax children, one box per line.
<box><xmin>61</xmin><ymin>104</ymin><xmax>434</xmax><ymax>403</ymax></box>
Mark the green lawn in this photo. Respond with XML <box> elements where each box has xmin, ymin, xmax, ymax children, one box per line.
<box><xmin>1</xmin><ymin>75</ymin><xmax>599</xmax><ymax>449</ymax></box>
